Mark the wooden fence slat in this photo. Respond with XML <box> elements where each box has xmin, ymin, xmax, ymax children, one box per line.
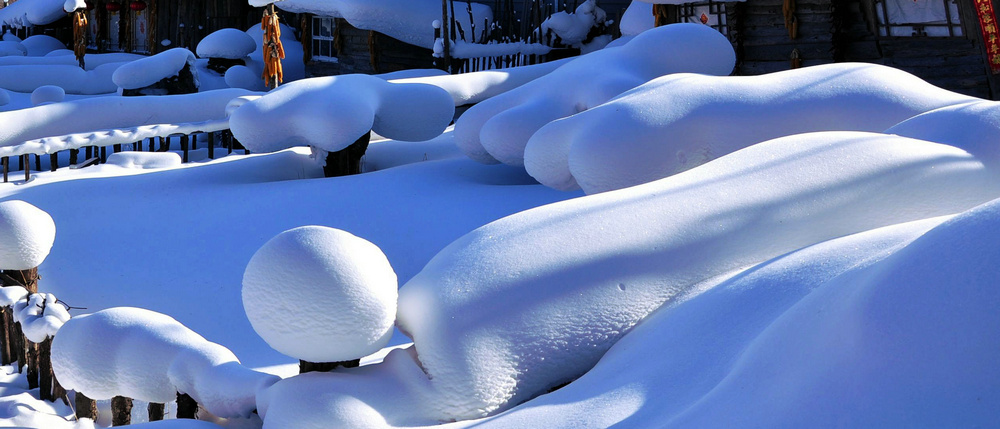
<box><xmin>75</xmin><ymin>392</ymin><xmax>98</xmax><ymax>421</ymax></box>
<box><xmin>112</xmin><ymin>396</ymin><xmax>132</xmax><ymax>426</ymax></box>
<box><xmin>177</xmin><ymin>392</ymin><xmax>198</xmax><ymax>419</ymax></box>
<box><xmin>38</xmin><ymin>338</ymin><xmax>52</xmax><ymax>401</ymax></box>
<box><xmin>148</xmin><ymin>402</ymin><xmax>165</xmax><ymax>421</ymax></box>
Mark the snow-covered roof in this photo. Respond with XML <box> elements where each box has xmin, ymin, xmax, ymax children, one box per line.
<box><xmin>0</xmin><ymin>0</ymin><xmax>73</xmax><ymax>28</ymax></box>
<box><xmin>249</xmin><ymin>0</ymin><xmax>492</xmax><ymax>49</ymax></box>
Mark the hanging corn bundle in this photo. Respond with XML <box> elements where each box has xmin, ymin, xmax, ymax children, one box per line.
<box><xmin>72</xmin><ymin>9</ymin><xmax>87</xmax><ymax>69</ymax></box>
<box><xmin>261</xmin><ymin>4</ymin><xmax>285</xmax><ymax>89</ymax></box>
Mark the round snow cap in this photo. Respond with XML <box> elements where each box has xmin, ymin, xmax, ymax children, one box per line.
<box><xmin>242</xmin><ymin>226</ymin><xmax>398</xmax><ymax>363</ymax></box>
<box><xmin>197</xmin><ymin>28</ymin><xmax>256</xmax><ymax>59</ymax></box>
<box><xmin>0</xmin><ymin>200</ymin><xmax>56</xmax><ymax>270</ymax></box>
<box><xmin>31</xmin><ymin>85</ymin><xmax>66</xmax><ymax>106</ymax></box>
<box><xmin>0</xmin><ymin>41</ymin><xmax>27</xmax><ymax>57</ymax></box>
<box><xmin>22</xmin><ymin>35</ymin><xmax>67</xmax><ymax>57</ymax></box>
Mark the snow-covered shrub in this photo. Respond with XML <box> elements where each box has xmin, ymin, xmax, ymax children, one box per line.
<box><xmin>242</xmin><ymin>226</ymin><xmax>397</xmax><ymax>363</ymax></box>
<box><xmin>540</xmin><ymin>0</ymin><xmax>612</xmax><ymax>50</ymax></box>
<box><xmin>0</xmin><ymin>286</ymin><xmax>28</xmax><ymax>307</ymax></box>
<box><xmin>0</xmin><ymin>200</ymin><xmax>56</xmax><ymax>270</ymax></box>
<box><xmin>394</xmin><ymin>131</ymin><xmax>1000</xmax><ymax>421</ymax></box>
<box><xmin>51</xmin><ymin>307</ymin><xmax>279</xmax><ymax>418</ymax></box>
<box><xmin>112</xmin><ymin>48</ymin><xmax>199</xmax><ymax>95</ymax></box>
<box><xmin>390</xmin><ymin>58</ymin><xmax>571</xmax><ymax>107</ymax></box>
<box><xmin>105</xmin><ymin>152</ymin><xmax>182</xmax><ymax>170</ymax></box>
<box><xmin>30</xmin><ymin>85</ymin><xmax>65</xmax><ymax>106</ymax></box>
<box><xmin>14</xmin><ymin>293</ymin><xmax>70</xmax><ymax>343</ymax></box>
<box><xmin>524</xmin><ymin>62</ymin><xmax>979</xmax><ymax>193</ymax></box>
<box><xmin>21</xmin><ymin>34</ymin><xmax>66</xmax><ymax>57</ymax></box>
<box><xmin>229</xmin><ymin>74</ymin><xmax>453</xmax><ymax>155</ymax></box>
<box><xmin>454</xmin><ymin>23</ymin><xmax>736</xmax><ymax>165</ymax></box>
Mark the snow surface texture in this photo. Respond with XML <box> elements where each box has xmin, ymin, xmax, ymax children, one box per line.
<box><xmin>197</xmin><ymin>28</ymin><xmax>256</xmax><ymax>60</ymax></box>
<box><xmin>0</xmin><ymin>62</ymin><xmax>122</xmax><ymax>94</ymax></box>
<box><xmin>0</xmin><ymin>200</ymin><xmax>56</xmax><ymax>270</ymax></box>
<box><xmin>105</xmin><ymin>152</ymin><xmax>183</xmax><ymax>170</ymax></box>
<box><xmin>112</xmin><ymin>48</ymin><xmax>197</xmax><ymax>91</ymax></box>
<box><xmin>21</xmin><ymin>34</ymin><xmax>66</xmax><ymax>57</ymax></box>
<box><xmin>395</xmin><ymin>131</ymin><xmax>1000</xmax><ymax>421</ymax></box>
<box><xmin>252</xmin><ymin>0</ymin><xmax>492</xmax><ymax>50</ymax></box>
<box><xmin>230</xmin><ymin>75</ymin><xmax>454</xmax><ymax>153</ymax></box>
<box><xmin>620</xmin><ymin>1</ymin><xmax>654</xmax><ymax>36</ymax></box>
<box><xmin>525</xmin><ymin>62</ymin><xmax>979</xmax><ymax>193</ymax></box>
<box><xmin>63</xmin><ymin>0</ymin><xmax>86</xmax><ymax>12</ymax></box>
<box><xmin>31</xmin><ymin>84</ymin><xmax>65</xmax><ymax>105</ymax></box>
<box><xmin>393</xmin><ymin>57</ymin><xmax>572</xmax><ymax>107</ymax></box>
<box><xmin>886</xmin><ymin>99</ymin><xmax>1000</xmax><ymax>163</ymax></box>
<box><xmin>540</xmin><ymin>0</ymin><xmax>609</xmax><ymax>47</ymax></box>
<box><xmin>243</xmin><ymin>226</ymin><xmax>398</xmax><ymax>363</ymax></box>
<box><xmin>455</xmin><ymin>23</ymin><xmax>736</xmax><ymax>165</ymax></box>
<box><xmin>51</xmin><ymin>307</ymin><xmax>279</xmax><ymax>418</ymax></box>
<box><xmin>14</xmin><ymin>293</ymin><xmax>70</xmax><ymax>343</ymax></box>
<box><xmin>0</xmin><ymin>0</ymin><xmax>70</xmax><ymax>28</ymax></box>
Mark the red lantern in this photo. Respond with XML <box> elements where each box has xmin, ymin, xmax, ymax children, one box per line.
<box><xmin>105</xmin><ymin>2</ymin><xmax>121</xmax><ymax>12</ymax></box>
<box><xmin>129</xmin><ymin>0</ymin><xmax>146</xmax><ymax>11</ymax></box>
<box><xmin>85</xmin><ymin>0</ymin><xmax>96</xmax><ymax>10</ymax></box>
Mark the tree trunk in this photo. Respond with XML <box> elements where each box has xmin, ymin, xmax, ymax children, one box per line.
<box><xmin>177</xmin><ymin>392</ymin><xmax>198</xmax><ymax>419</ymax></box>
<box><xmin>112</xmin><ymin>396</ymin><xmax>132</xmax><ymax>426</ymax></box>
<box><xmin>25</xmin><ymin>341</ymin><xmax>38</xmax><ymax>390</ymax></box>
<box><xmin>323</xmin><ymin>132</ymin><xmax>371</xmax><ymax>177</ymax></box>
<box><xmin>38</xmin><ymin>338</ymin><xmax>52</xmax><ymax>401</ymax></box>
<box><xmin>75</xmin><ymin>392</ymin><xmax>98</xmax><ymax>421</ymax></box>
<box><xmin>0</xmin><ymin>308</ymin><xmax>11</xmax><ymax>365</ymax></box>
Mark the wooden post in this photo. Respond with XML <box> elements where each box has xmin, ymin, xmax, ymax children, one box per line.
<box><xmin>33</xmin><ymin>155</ymin><xmax>40</xmax><ymax>171</ymax></box>
<box><xmin>148</xmin><ymin>138</ymin><xmax>154</xmax><ymax>152</ymax></box>
<box><xmin>13</xmin><ymin>321</ymin><xmax>24</xmax><ymax>373</ymax></box>
<box><xmin>85</xmin><ymin>146</ymin><xmax>93</xmax><ymax>160</ymax></box>
<box><xmin>22</xmin><ymin>155</ymin><xmax>29</xmax><ymax>182</ymax></box>
<box><xmin>2</xmin><ymin>157</ymin><xmax>7</xmax><ymax>183</ymax></box>
<box><xmin>111</xmin><ymin>396</ymin><xmax>132</xmax><ymax>426</ymax></box>
<box><xmin>26</xmin><ymin>341</ymin><xmax>38</xmax><ymax>390</ymax></box>
<box><xmin>323</xmin><ymin>131</ymin><xmax>371</xmax><ymax>177</ymax></box>
<box><xmin>176</xmin><ymin>392</ymin><xmax>198</xmax><ymax>419</ymax></box>
<box><xmin>226</xmin><ymin>131</ymin><xmax>233</xmax><ymax>154</ymax></box>
<box><xmin>191</xmin><ymin>134</ymin><xmax>197</xmax><ymax>150</ymax></box>
<box><xmin>38</xmin><ymin>337</ymin><xmax>52</xmax><ymax>401</ymax></box>
<box><xmin>52</xmin><ymin>374</ymin><xmax>67</xmax><ymax>406</ymax></box>
<box><xmin>69</xmin><ymin>149</ymin><xmax>79</xmax><ymax>166</ymax></box>
<box><xmin>159</xmin><ymin>136</ymin><xmax>168</xmax><ymax>152</ymax></box>
<box><xmin>148</xmin><ymin>402</ymin><xmax>165</xmax><ymax>421</ymax></box>
<box><xmin>0</xmin><ymin>308</ymin><xmax>10</xmax><ymax>365</ymax></box>
<box><xmin>49</xmin><ymin>154</ymin><xmax>58</xmax><ymax>172</ymax></box>
<box><xmin>181</xmin><ymin>135</ymin><xmax>189</xmax><ymax>163</ymax></box>
<box><xmin>100</xmin><ymin>146</ymin><xmax>107</xmax><ymax>163</ymax></box>
<box><xmin>113</xmin><ymin>144</ymin><xmax>122</xmax><ymax>153</ymax></box>
<box><xmin>75</xmin><ymin>392</ymin><xmax>98</xmax><ymax>421</ymax></box>
<box><xmin>208</xmin><ymin>132</ymin><xmax>215</xmax><ymax>159</ymax></box>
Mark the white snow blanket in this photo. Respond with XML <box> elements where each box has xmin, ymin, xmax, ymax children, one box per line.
<box><xmin>0</xmin><ymin>0</ymin><xmax>72</xmax><ymax>28</ymax></box>
<box><xmin>230</xmin><ymin>74</ymin><xmax>453</xmax><ymax>154</ymax></box>
<box><xmin>886</xmin><ymin>100</ymin><xmax>1000</xmax><ymax>163</ymax></box>
<box><xmin>197</xmin><ymin>28</ymin><xmax>256</xmax><ymax>60</ymax></box>
<box><xmin>21</xmin><ymin>34</ymin><xmax>65</xmax><ymax>57</ymax></box>
<box><xmin>455</xmin><ymin>23</ymin><xmax>735</xmax><ymax>165</ymax></box>
<box><xmin>540</xmin><ymin>0</ymin><xmax>608</xmax><ymax>47</ymax></box>
<box><xmin>0</xmin><ymin>62</ymin><xmax>122</xmax><ymax>94</ymax></box>
<box><xmin>620</xmin><ymin>1</ymin><xmax>654</xmax><ymax>36</ymax></box>
<box><xmin>0</xmin><ymin>41</ymin><xmax>26</xmax><ymax>57</ymax></box>
<box><xmin>0</xmin><ymin>52</ymin><xmax>144</xmax><ymax>69</ymax></box>
<box><xmin>524</xmin><ymin>62</ymin><xmax>979</xmax><ymax>193</ymax></box>
<box><xmin>51</xmin><ymin>307</ymin><xmax>279</xmax><ymax>418</ymax></box>
<box><xmin>0</xmin><ymin>200</ymin><xmax>55</xmax><ymax>271</ymax></box>
<box><xmin>105</xmin><ymin>152</ymin><xmax>183</xmax><ymax>170</ymax></box>
<box><xmin>252</xmin><ymin>0</ymin><xmax>493</xmax><ymax>50</ymax></box>
<box><xmin>112</xmin><ymin>48</ymin><xmax>197</xmax><ymax>91</ymax></box>
<box><xmin>391</xmin><ymin>58</ymin><xmax>571</xmax><ymax>107</ymax></box>
<box><xmin>393</xmin><ymin>131</ymin><xmax>1000</xmax><ymax>421</ymax></box>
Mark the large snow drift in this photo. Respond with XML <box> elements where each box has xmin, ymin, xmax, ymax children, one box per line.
<box><xmin>391</xmin><ymin>58</ymin><xmax>571</xmax><ymax>107</ymax></box>
<box><xmin>395</xmin><ymin>131</ymin><xmax>1000</xmax><ymax>421</ymax></box>
<box><xmin>454</xmin><ymin>23</ymin><xmax>736</xmax><ymax>165</ymax></box>
<box><xmin>524</xmin><ymin>62</ymin><xmax>978</xmax><ymax>193</ymax></box>
<box><xmin>51</xmin><ymin>307</ymin><xmax>279</xmax><ymax>418</ymax></box>
<box><xmin>0</xmin><ymin>0</ymin><xmax>72</xmax><ymax>28</ymax></box>
<box><xmin>112</xmin><ymin>48</ymin><xmax>197</xmax><ymax>91</ymax></box>
<box><xmin>0</xmin><ymin>200</ymin><xmax>56</xmax><ymax>270</ymax></box>
<box><xmin>230</xmin><ymin>74</ymin><xmax>453</xmax><ymax>154</ymax></box>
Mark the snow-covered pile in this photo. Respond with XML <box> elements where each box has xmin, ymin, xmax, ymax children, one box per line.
<box><xmin>14</xmin><ymin>293</ymin><xmax>70</xmax><ymax>343</ymax></box>
<box><xmin>886</xmin><ymin>99</ymin><xmax>1000</xmax><ymax>162</ymax></box>
<box><xmin>250</xmin><ymin>0</ymin><xmax>492</xmax><ymax>50</ymax></box>
<box><xmin>30</xmin><ymin>85</ymin><xmax>65</xmax><ymax>106</ymax></box>
<box><xmin>0</xmin><ymin>52</ymin><xmax>143</xmax><ymax>69</ymax></box>
<box><xmin>196</xmin><ymin>28</ymin><xmax>256</xmax><ymax>60</ymax></box>
<box><xmin>0</xmin><ymin>62</ymin><xmax>122</xmax><ymax>94</ymax></box>
<box><xmin>51</xmin><ymin>307</ymin><xmax>279</xmax><ymax>418</ymax></box>
<box><xmin>455</xmin><ymin>23</ymin><xmax>736</xmax><ymax>165</ymax></box>
<box><xmin>525</xmin><ymin>62</ymin><xmax>979</xmax><ymax>193</ymax></box>
<box><xmin>230</xmin><ymin>74</ymin><xmax>453</xmax><ymax>154</ymax></box>
<box><xmin>62</xmin><ymin>0</ymin><xmax>86</xmax><ymax>12</ymax></box>
<box><xmin>0</xmin><ymin>0</ymin><xmax>72</xmax><ymax>28</ymax></box>
<box><xmin>0</xmin><ymin>200</ymin><xmax>56</xmax><ymax>271</ymax></box>
<box><xmin>105</xmin><ymin>152</ymin><xmax>183</xmax><ymax>170</ymax></box>
<box><xmin>112</xmin><ymin>48</ymin><xmax>197</xmax><ymax>91</ymax></box>
<box><xmin>620</xmin><ymin>1</ymin><xmax>654</xmax><ymax>36</ymax></box>
<box><xmin>392</xmin><ymin>131</ymin><xmax>1000</xmax><ymax>421</ymax></box>
<box><xmin>391</xmin><ymin>58</ymin><xmax>571</xmax><ymax>107</ymax></box>
<box><xmin>242</xmin><ymin>226</ymin><xmax>397</xmax><ymax>363</ymax></box>
<box><xmin>21</xmin><ymin>34</ymin><xmax>66</xmax><ymax>57</ymax></box>
<box><xmin>0</xmin><ymin>41</ymin><xmax>27</xmax><ymax>57</ymax></box>
<box><xmin>224</xmin><ymin>65</ymin><xmax>268</xmax><ymax>91</ymax></box>
<box><xmin>540</xmin><ymin>0</ymin><xmax>610</xmax><ymax>48</ymax></box>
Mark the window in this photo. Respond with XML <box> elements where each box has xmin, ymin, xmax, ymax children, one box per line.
<box><xmin>876</xmin><ymin>0</ymin><xmax>963</xmax><ymax>37</ymax></box>
<box><xmin>312</xmin><ymin>15</ymin><xmax>337</xmax><ymax>61</ymax></box>
<box><xmin>678</xmin><ymin>1</ymin><xmax>728</xmax><ymax>36</ymax></box>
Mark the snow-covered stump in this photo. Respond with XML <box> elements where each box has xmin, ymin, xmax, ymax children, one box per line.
<box><xmin>323</xmin><ymin>131</ymin><xmax>371</xmax><ymax>177</ymax></box>
<box><xmin>111</xmin><ymin>395</ymin><xmax>132</xmax><ymax>426</ymax></box>
<box><xmin>16</xmin><ymin>293</ymin><xmax>71</xmax><ymax>399</ymax></box>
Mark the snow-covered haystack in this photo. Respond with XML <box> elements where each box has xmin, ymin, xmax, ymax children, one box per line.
<box><xmin>525</xmin><ymin>63</ymin><xmax>979</xmax><ymax>193</ymax></box>
<box><xmin>395</xmin><ymin>131</ymin><xmax>1000</xmax><ymax>421</ymax></box>
<box><xmin>30</xmin><ymin>85</ymin><xmax>65</xmax><ymax>106</ymax></box>
<box><xmin>454</xmin><ymin>23</ymin><xmax>736</xmax><ymax>165</ymax></box>
<box><xmin>229</xmin><ymin>74</ymin><xmax>453</xmax><ymax>155</ymax></box>
<box><xmin>105</xmin><ymin>152</ymin><xmax>183</xmax><ymax>170</ymax></box>
<box><xmin>14</xmin><ymin>293</ymin><xmax>70</xmax><ymax>343</ymax></box>
<box><xmin>242</xmin><ymin>226</ymin><xmax>397</xmax><ymax>363</ymax></box>
<box><xmin>886</xmin><ymin>100</ymin><xmax>1000</xmax><ymax>162</ymax></box>
<box><xmin>21</xmin><ymin>34</ymin><xmax>66</xmax><ymax>57</ymax></box>
<box><xmin>0</xmin><ymin>200</ymin><xmax>56</xmax><ymax>271</ymax></box>
<box><xmin>0</xmin><ymin>40</ymin><xmax>27</xmax><ymax>57</ymax></box>
<box><xmin>245</xmin><ymin>23</ymin><xmax>304</xmax><ymax>84</ymax></box>
<box><xmin>0</xmin><ymin>62</ymin><xmax>121</xmax><ymax>94</ymax></box>
<box><xmin>113</xmin><ymin>48</ymin><xmax>199</xmax><ymax>95</ymax></box>
<box><xmin>51</xmin><ymin>307</ymin><xmax>279</xmax><ymax>418</ymax></box>
<box><xmin>197</xmin><ymin>28</ymin><xmax>256</xmax><ymax>75</ymax></box>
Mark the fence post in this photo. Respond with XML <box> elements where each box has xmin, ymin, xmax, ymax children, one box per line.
<box><xmin>208</xmin><ymin>132</ymin><xmax>215</xmax><ymax>159</ymax></box>
<box><xmin>148</xmin><ymin>402</ymin><xmax>165</xmax><ymax>421</ymax></box>
<box><xmin>69</xmin><ymin>149</ymin><xmax>79</xmax><ymax>166</ymax></box>
<box><xmin>38</xmin><ymin>337</ymin><xmax>53</xmax><ymax>401</ymax></box>
<box><xmin>181</xmin><ymin>135</ymin><xmax>189</xmax><ymax>163</ymax></box>
<box><xmin>0</xmin><ymin>308</ymin><xmax>9</xmax><ymax>365</ymax></box>
<box><xmin>76</xmin><ymin>392</ymin><xmax>98</xmax><ymax>421</ymax></box>
<box><xmin>49</xmin><ymin>154</ymin><xmax>58</xmax><ymax>172</ymax></box>
<box><xmin>2</xmin><ymin>157</ymin><xmax>7</xmax><ymax>183</ymax></box>
<box><xmin>112</xmin><ymin>395</ymin><xmax>132</xmax><ymax>426</ymax></box>
<box><xmin>177</xmin><ymin>392</ymin><xmax>198</xmax><ymax>419</ymax></box>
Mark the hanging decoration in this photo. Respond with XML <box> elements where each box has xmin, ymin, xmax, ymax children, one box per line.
<box><xmin>783</xmin><ymin>0</ymin><xmax>798</xmax><ymax>39</ymax></box>
<box><xmin>261</xmin><ymin>4</ymin><xmax>285</xmax><ymax>88</ymax></box>
<box><xmin>973</xmin><ymin>0</ymin><xmax>1000</xmax><ymax>74</ymax></box>
<box><xmin>105</xmin><ymin>2</ymin><xmax>120</xmax><ymax>12</ymax></box>
<box><xmin>72</xmin><ymin>8</ymin><xmax>88</xmax><ymax>69</ymax></box>
<box><xmin>129</xmin><ymin>0</ymin><xmax>145</xmax><ymax>12</ymax></box>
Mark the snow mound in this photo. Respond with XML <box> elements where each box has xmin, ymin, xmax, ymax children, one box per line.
<box><xmin>63</xmin><ymin>0</ymin><xmax>86</xmax><ymax>13</ymax></box>
<box><xmin>230</xmin><ymin>75</ymin><xmax>454</xmax><ymax>154</ymax></box>
<box><xmin>0</xmin><ymin>89</ymin><xmax>9</xmax><ymax>107</ymax></box>
<box><xmin>525</xmin><ymin>62</ymin><xmax>979</xmax><ymax>193</ymax></box>
<box><xmin>14</xmin><ymin>293</ymin><xmax>70</xmax><ymax>343</ymax></box>
<box><xmin>392</xmin><ymin>58</ymin><xmax>571</xmax><ymax>107</ymax></box>
<box><xmin>105</xmin><ymin>152</ymin><xmax>183</xmax><ymax>169</ymax></box>
<box><xmin>455</xmin><ymin>23</ymin><xmax>736</xmax><ymax>165</ymax></box>
<box><xmin>51</xmin><ymin>307</ymin><xmax>279</xmax><ymax>418</ymax></box>
<box><xmin>224</xmin><ymin>65</ymin><xmax>267</xmax><ymax>91</ymax></box>
<box><xmin>0</xmin><ymin>62</ymin><xmax>121</xmax><ymax>94</ymax></box>
<box><xmin>0</xmin><ymin>0</ymin><xmax>72</xmax><ymax>28</ymax></box>
<box><xmin>0</xmin><ymin>41</ymin><xmax>26</xmax><ymax>57</ymax></box>
<box><xmin>242</xmin><ymin>226</ymin><xmax>397</xmax><ymax>363</ymax></box>
<box><xmin>620</xmin><ymin>1</ymin><xmax>654</xmax><ymax>36</ymax></box>
<box><xmin>112</xmin><ymin>48</ymin><xmax>197</xmax><ymax>90</ymax></box>
<box><xmin>197</xmin><ymin>28</ymin><xmax>256</xmax><ymax>60</ymax></box>
<box><xmin>30</xmin><ymin>85</ymin><xmax>65</xmax><ymax>105</ymax></box>
<box><xmin>0</xmin><ymin>51</ymin><xmax>142</xmax><ymax>68</ymax></box>
<box><xmin>396</xmin><ymin>131</ymin><xmax>1000</xmax><ymax>420</ymax></box>
<box><xmin>21</xmin><ymin>34</ymin><xmax>66</xmax><ymax>57</ymax></box>
<box><xmin>1</xmin><ymin>34</ymin><xmax>19</xmax><ymax>42</ymax></box>
<box><xmin>886</xmin><ymin>100</ymin><xmax>1000</xmax><ymax>162</ymax></box>
<box><xmin>0</xmin><ymin>200</ymin><xmax>56</xmax><ymax>270</ymax></box>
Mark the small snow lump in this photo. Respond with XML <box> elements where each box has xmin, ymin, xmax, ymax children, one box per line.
<box><xmin>196</xmin><ymin>28</ymin><xmax>256</xmax><ymax>60</ymax></box>
<box><xmin>31</xmin><ymin>85</ymin><xmax>66</xmax><ymax>106</ymax></box>
<box><xmin>0</xmin><ymin>200</ymin><xmax>56</xmax><ymax>270</ymax></box>
<box><xmin>242</xmin><ymin>226</ymin><xmax>398</xmax><ymax>363</ymax></box>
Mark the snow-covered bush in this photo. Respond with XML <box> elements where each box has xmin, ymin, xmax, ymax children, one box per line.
<box><xmin>242</xmin><ymin>226</ymin><xmax>397</xmax><ymax>363</ymax></box>
<box><xmin>14</xmin><ymin>293</ymin><xmax>70</xmax><ymax>343</ymax></box>
<box><xmin>394</xmin><ymin>131</ymin><xmax>1000</xmax><ymax>421</ymax></box>
<box><xmin>454</xmin><ymin>23</ymin><xmax>736</xmax><ymax>165</ymax></box>
<box><xmin>524</xmin><ymin>62</ymin><xmax>978</xmax><ymax>193</ymax></box>
<box><xmin>21</xmin><ymin>34</ymin><xmax>66</xmax><ymax>57</ymax></box>
<box><xmin>112</xmin><ymin>48</ymin><xmax>198</xmax><ymax>95</ymax></box>
<box><xmin>540</xmin><ymin>0</ymin><xmax>612</xmax><ymax>50</ymax></box>
<box><xmin>229</xmin><ymin>74</ymin><xmax>453</xmax><ymax>156</ymax></box>
<box><xmin>30</xmin><ymin>85</ymin><xmax>65</xmax><ymax>106</ymax></box>
<box><xmin>51</xmin><ymin>307</ymin><xmax>279</xmax><ymax>418</ymax></box>
<box><xmin>0</xmin><ymin>200</ymin><xmax>56</xmax><ymax>270</ymax></box>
